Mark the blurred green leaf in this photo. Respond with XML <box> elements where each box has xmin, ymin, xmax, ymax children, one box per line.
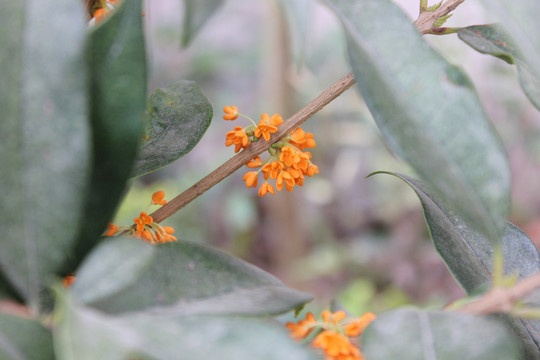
<box><xmin>362</xmin><ymin>308</ymin><xmax>521</xmax><ymax>359</ymax></box>
<box><xmin>477</xmin><ymin>1</ymin><xmax>540</xmax><ymax>111</ymax></box>
<box><xmin>0</xmin><ymin>312</ymin><xmax>55</xmax><ymax>360</ymax></box>
<box><xmin>0</xmin><ymin>0</ymin><xmax>91</xmax><ymax>306</ymax></box>
<box><xmin>324</xmin><ymin>0</ymin><xmax>510</xmax><ymax>243</ymax></box>
<box><xmin>54</xmin><ymin>289</ymin><xmax>321</xmax><ymax>360</ymax></box>
<box><xmin>458</xmin><ymin>24</ymin><xmax>540</xmax><ymax>111</ymax></box>
<box><xmin>68</xmin><ymin>0</ymin><xmax>147</xmax><ymax>273</ymax></box>
<box><xmin>277</xmin><ymin>0</ymin><xmax>313</xmax><ymax>70</ymax></box>
<box><xmin>181</xmin><ymin>0</ymin><xmax>225</xmax><ymax>47</ymax></box>
<box><xmin>131</xmin><ymin>81</ymin><xmax>213</xmax><ymax>177</ymax></box>
<box><xmin>373</xmin><ymin>172</ymin><xmax>540</xmax><ymax>358</ymax></box>
<box><xmin>72</xmin><ymin>238</ymin><xmax>312</xmax><ymax>316</ymax></box>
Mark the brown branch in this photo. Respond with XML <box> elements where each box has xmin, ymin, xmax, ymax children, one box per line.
<box><xmin>150</xmin><ymin>73</ymin><xmax>356</xmax><ymax>223</ymax></box>
<box><xmin>414</xmin><ymin>0</ymin><xmax>466</xmax><ymax>34</ymax></box>
<box><xmin>456</xmin><ymin>272</ymin><xmax>540</xmax><ymax>315</ymax></box>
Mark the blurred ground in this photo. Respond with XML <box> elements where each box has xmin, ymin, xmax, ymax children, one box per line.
<box><xmin>114</xmin><ymin>0</ymin><xmax>540</xmax><ymax>314</ymax></box>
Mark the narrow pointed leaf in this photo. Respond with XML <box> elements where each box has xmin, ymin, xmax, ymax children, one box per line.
<box><xmin>68</xmin><ymin>0</ymin><xmax>147</xmax><ymax>273</ymax></box>
<box><xmin>324</xmin><ymin>0</ymin><xmax>510</xmax><ymax>242</ymax></box>
<box><xmin>0</xmin><ymin>312</ymin><xmax>55</xmax><ymax>360</ymax></box>
<box><xmin>71</xmin><ymin>238</ymin><xmax>312</xmax><ymax>316</ymax></box>
<box><xmin>373</xmin><ymin>171</ymin><xmax>540</xmax><ymax>358</ymax></box>
<box><xmin>458</xmin><ymin>24</ymin><xmax>540</xmax><ymax>111</ymax></box>
<box><xmin>0</xmin><ymin>0</ymin><xmax>90</xmax><ymax>305</ymax></box>
<box><xmin>362</xmin><ymin>308</ymin><xmax>521</xmax><ymax>360</ymax></box>
<box><xmin>131</xmin><ymin>81</ymin><xmax>213</xmax><ymax>178</ymax></box>
<box><xmin>181</xmin><ymin>0</ymin><xmax>224</xmax><ymax>47</ymax></box>
<box><xmin>477</xmin><ymin>0</ymin><xmax>540</xmax><ymax>111</ymax></box>
<box><xmin>54</xmin><ymin>289</ymin><xmax>320</xmax><ymax>360</ymax></box>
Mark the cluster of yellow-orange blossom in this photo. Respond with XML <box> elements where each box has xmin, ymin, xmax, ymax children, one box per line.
<box><xmin>286</xmin><ymin>310</ymin><xmax>376</xmax><ymax>360</ymax></box>
<box><xmin>104</xmin><ymin>191</ymin><xmax>177</xmax><ymax>244</ymax></box>
<box><xmin>223</xmin><ymin>106</ymin><xmax>319</xmax><ymax>196</ymax></box>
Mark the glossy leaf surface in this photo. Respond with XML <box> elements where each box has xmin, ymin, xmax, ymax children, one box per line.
<box><xmin>54</xmin><ymin>289</ymin><xmax>320</xmax><ymax>360</ymax></box>
<box><xmin>0</xmin><ymin>0</ymin><xmax>90</xmax><ymax>305</ymax></box>
<box><xmin>0</xmin><ymin>312</ymin><xmax>55</xmax><ymax>360</ymax></box>
<box><xmin>362</xmin><ymin>308</ymin><xmax>521</xmax><ymax>360</ymax></box>
<box><xmin>72</xmin><ymin>238</ymin><xmax>312</xmax><ymax>316</ymax></box>
<box><xmin>373</xmin><ymin>172</ymin><xmax>540</xmax><ymax>358</ymax></box>
<box><xmin>70</xmin><ymin>0</ymin><xmax>147</xmax><ymax>272</ymax></box>
<box><xmin>325</xmin><ymin>0</ymin><xmax>510</xmax><ymax>242</ymax></box>
<box><xmin>132</xmin><ymin>81</ymin><xmax>213</xmax><ymax>177</ymax></box>
<box><xmin>458</xmin><ymin>24</ymin><xmax>540</xmax><ymax>111</ymax></box>
<box><xmin>477</xmin><ymin>0</ymin><xmax>540</xmax><ymax>111</ymax></box>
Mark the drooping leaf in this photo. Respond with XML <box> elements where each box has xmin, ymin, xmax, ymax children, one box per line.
<box><xmin>54</xmin><ymin>288</ymin><xmax>321</xmax><ymax>360</ymax></box>
<box><xmin>71</xmin><ymin>237</ymin><xmax>312</xmax><ymax>316</ymax></box>
<box><xmin>181</xmin><ymin>0</ymin><xmax>225</xmax><ymax>47</ymax></box>
<box><xmin>131</xmin><ymin>81</ymin><xmax>213</xmax><ymax>178</ymax></box>
<box><xmin>477</xmin><ymin>0</ymin><xmax>540</xmax><ymax>111</ymax></box>
<box><xmin>372</xmin><ymin>172</ymin><xmax>540</xmax><ymax>358</ymax></box>
<box><xmin>362</xmin><ymin>308</ymin><xmax>521</xmax><ymax>360</ymax></box>
<box><xmin>0</xmin><ymin>312</ymin><xmax>55</xmax><ymax>360</ymax></box>
<box><xmin>457</xmin><ymin>24</ymin><xmax>540</xmax><ymax>111</ymax></box>
<box><xmin>68</xmin><ymin>0</ymin><xmax>147</xmax><ymax>273</ymax></box>
<box><xmin>0</xmin><ymin>0</ymin><xmax>91</xmax><ymax>306</ymax></box>
<box><xmin>324</xmin><ymin>0</ymin><xmax>511</xmax><ymax>243</ymax></box>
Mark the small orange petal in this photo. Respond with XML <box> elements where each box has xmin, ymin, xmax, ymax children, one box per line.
<box><xmin>152</xmin><ymin>191</ymin><xmax>167</xmax><ymax>205</ymax></box>
<box><xmin>243</xmin><ymin>171</ymin><xmax>258</xmax><ymax>188</ymax></box>
<box><xmin>104</xmin><ymin>223</ymin><xmax>118</xmax><ymax>236</ymax></box>
<box><xmin>223</xmin><ymin>106</ymin><xmax>239</xmax><ymax>120</ymax></box>
<box><xmin>62</xmin><ymin>275</ymin><xmax>76</xmax><ymax>288</ymax></box>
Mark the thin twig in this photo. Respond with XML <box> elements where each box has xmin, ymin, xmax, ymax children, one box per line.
<box><xmin>456</xmin><ymin>272</ymin><xmax>540</xmax><ymax>315</ymax></box>
<box><xmin>150</xmin><ymin>73</ymin><xmax>356</xmax><ymax>223</ymax></box>
<box><xmin>414</xmin><ymin>0</ymin><xmax>466</xmax><ymax>34</ymax></box>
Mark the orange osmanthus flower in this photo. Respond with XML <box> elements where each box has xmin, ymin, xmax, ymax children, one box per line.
<box><xmin>243</xmin><ymin>171</ymin><xmax>258</xmax><ymax>188</ymax></box>
<box><xmin>246</xmin><ymin>156</ymin><xmax>263</xmax><ymax>168</ymax></box>
<box><xmin>152</xmin><ymin>190</ymin><xmax>167</xmax><ymax>205</ymax></box>
<box><xmin>258</xmin><ymin>182</ymin><xmax>275</xmax><ymax>197</ymax></box>
<box><xmin>104</xmin><ymin>222</ymin><xmax>118</xmax><ymax>236</ymax></box>
<box><xmin>286</xmin><ymin>312</ymin><xmax>317</xmax><ymax>340</ymax></box>
<box><xmin>226</xmin><ymin>126</ymin><xmax>250</xmax><ymax>153</ymax></box>
<box><xmin>223</xmin><ymin>106</ymin><xmax>239</xmax><ymax>120</ymax></box>
<box><xmin>345</xmin><ymin>313</ymin><xmax>376</xmax><ymax>337</ymax></box>
<box><xmin>62</xmin><ymin>275</ymin><xmax>76</xmax><ymax>288</ymax></box>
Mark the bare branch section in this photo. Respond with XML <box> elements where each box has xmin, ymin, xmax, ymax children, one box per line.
<box><xmin>150</xmin><ymin>73</ymin><xmax>356</xmax><ymax>223</ymax></box>
<box><xmin>456</xmin><ymin>272</ymin><xmax>540</xmax><ymax>315</ymax></box>
<box><xmin>414</xmin><ymin>0</ymin><xmax>466</xmax><ymax>34</ymax></box>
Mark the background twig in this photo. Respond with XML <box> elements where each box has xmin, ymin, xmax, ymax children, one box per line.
<box><xmin>415</xmin><ymin>0</ymin><xmax>466</xmax><ymax>34</ymax></box>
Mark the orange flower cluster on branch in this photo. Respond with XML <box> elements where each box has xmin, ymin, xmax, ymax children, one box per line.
<box><xmin>223</xmin><ymin>106</ymin><xmax>319</xmax><ymax>197</ymax></box>
<box><xmin>104</xmin><ymin>191</ymin><xmax>177</xmax><ymax>244</ymax></box>
<box><xmin>286</xmin><ymin>310</ymin><xmax>375</xmax><ymax>360</ymax></box>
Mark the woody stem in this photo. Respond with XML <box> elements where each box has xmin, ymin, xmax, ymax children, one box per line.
<box><xmin>149</xmin><ymin>73</ymin><xmax>356</xmax><ymax>223</ymax></box>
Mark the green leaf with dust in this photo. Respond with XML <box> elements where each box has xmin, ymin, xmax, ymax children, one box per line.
<box><xmin>0</xmin><ymin>312</ymin><xmax>55</xmax><ymax>360</ymax></box>
<box><xmin>71</xmin><ymin>237</ymin><xmax>312</xmax><ymax>316</ymax></box>
<box><xmin>476</xmin><ymin>0</ymin><xmax>540</xmax><ymax>111</ymax></box>
<box><xmin>181</xmin><ymin>0</ymin><xmax>224</xmax><ymax>47</ymax></box>
<box><xmin>0</xmin><ymin>0</ymin><xmax>90</xmax><ymax>306</ymax></box>
<box><xmin>362</xmin><ymin>308</ymin><xmax>521</xmax><ymax>360</ymax></box>
<box><xmin>458</xmin><ymin>24</ymin><xmax>540</xmax><ymax>111</ymax></box>
<box><xmin>53</xmin><ymin>288</ymin><xmax>320</xmax><ymax>360</ymax></box>
<box><xmin>324</xmin><ymin>0</ymin><xmax>510</xmax><ymax>243</ymax></box>
<box><xmin>131</xmin><ymin>81</ymin><xmax>213</xmax><ymax>178</ymax></box>
<box><xmin>372</xmin><ymin>172</ymin><xmax>540</xmax><ymax>359</ymax></box>
<box><xmin>68</xmin><ymin>0</ymin><xmax>147</xmax><ymax>273</ymax></box>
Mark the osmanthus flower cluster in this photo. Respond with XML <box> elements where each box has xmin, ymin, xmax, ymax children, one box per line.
<box><xmin>223</xmin><ymin>106</ymin><xmax>319</xmax><ymax>197</ymax></box>
<box><xmin>286</xmin><ymin>310</ymin><xmax>376</xmax><ymax>360</ymax></box>
<box><xmin>104</xmin><ymin>191</ymin><xmax>177</xmax><ymax>244</ymax></box>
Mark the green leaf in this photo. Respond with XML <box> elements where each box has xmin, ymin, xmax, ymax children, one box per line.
<box><xmin>324</xmin><ymin>0</ymin><xmax>511</xmax><ymax>243</ymax></box>
<box><xmin>477</xmin><ymin>1</ymin><xmax>540</xmax><ymax>111</ymax></box>
<box><xmin>0</xmin><ymin>312</ymin><xmax>55</xmax><ymax>360</ymax></box>
<box><xmin>68</xmin><ymin>0</ymin><xmax>147</xmax><ymax>273</ymax></box>
<box><xmin>372</xmin><ymin>172</ymin><xmax>540</xmax><ymax>358</ymax></box>
<box><xmin>277</xmin><ymin>0</ymin><xmax>313</xmax><ymax>69</ymax></box>
<box><xmin>457</xmin><ymin>24</ymin><xmax>540</xmax><ymax>111</ymax></box>
<box><xmin>71</xmin><ymin>237</ymin><xmax>312</xmax><ymax>316</ymax></box>
<box><xmin>181</xmin><ymin>0</ymin><xmax>225</xmax><ymax>47</ymax></box>
<box><xmin>131</xmin><ymin>81</ymin><xmax>213</xmax><ymax>178</ymax></box>
<box><xmin>362</xmin><ymin>308</ymin><xmax>521</xmax><ymax>360</ymax></box>
<box><xmin>0</xmin><ymin>0</ymin><xmax>91</xmax><ymax>306</ymax></box>
<box><xmin>54</xmin><ymin>289</ymin><xmax>321</xmax><ymax>360</ymax></box>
